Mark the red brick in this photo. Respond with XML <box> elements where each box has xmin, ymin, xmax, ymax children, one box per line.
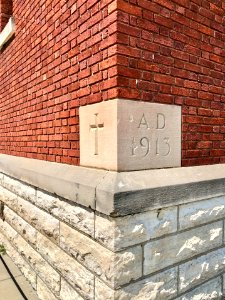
<box><xmin>154</xmin><ymin>74</ymin><xmax>174</xmax><ymax>85</ymax></box>
<box><xmin>117</xmin><ymin>0</ymin><xmax>142</xmax><ymax>17</ymax></box>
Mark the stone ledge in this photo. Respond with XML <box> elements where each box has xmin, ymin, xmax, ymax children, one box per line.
<box><xmin>1</xmin><ymin>154</ymin><xmax>225</xmax><ymax>216</ymax></box>
<box><xmin>0</xmin><ymin>154</ymin><xmax>106</xmax><ymax>211</ymax></box>
<box><xmin>0</xmin><ymin>17</ymin><xmax>15</xmax><ymax>49</ymax></box>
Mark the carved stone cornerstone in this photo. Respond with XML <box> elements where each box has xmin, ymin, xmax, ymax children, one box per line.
<box><xmin>79</xmin><ymin>99</ymin><xmax>181</xmax><ymax>171</ymax></box>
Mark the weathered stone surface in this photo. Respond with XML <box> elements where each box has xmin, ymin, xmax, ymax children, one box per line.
<box><xmin>80</xmin><ymin>99</ymin><xmax>181</xmax><ymax>171</ymax></box>
<box><xmin>0</xmin><ymin>218</ymin><xmax>18</xmax><ymax>241</ymax></box>
<box><xmin>0</xmin><ymin>173</ymin><xmax>4</xmax><ymax>183</ymax></box>
<box><xmin>0</xmin><ymin>232</ymin><xmax>7</xmax><ymax>248</ymax></box>
<box><xmin>0</xmin><ymin>185</ymin><xmax>59</xmax><ymax>243</ymax></box>
<box><xmin>0</xmin><ymin>221</ymin><xmax>60</xmax><ymax>293</ymax></box>
<box><xmin>4</xmin><ymin>206</ymin><xmax>37</xmax><ymax>247</ymax></box>
<box><xmin>179</xmin><ymin>247</ymin><xmax>225</xmax><ymax>292</ymax></box>
<box><xmin>179</xmin><ymin>196</ymin><xmax>225</xmax><ymax>230</ymax></box>
<box><xmin>222</xmin><ymin>274</ymin><xmax>225</xmax><ymax>295</ymax></box>
<box><xmin>36</xmin><ymin>190</ymin><xmax>94</xmax><ymax>237</ymax></box>
<box><xmin>0</xmin><ymin>185</ymin><xmax>18</xmax><ymax>209</ymax></box>
<box><xmin>60</xmin><ymin>222</ymin><xmax>142</xmax><ymax>288</ymax></box>
<box><xmin>16</xmin><ymin>195</ymin><xmax>59</xmax><ymax>243</ymax></box>
<box><xmin>95</xmin><ymin>278</ymin><xmax>115</xmax><ymax>300</ymax></box>
<box><xmin>36</xmin><ymin>232</ymin><xmax>94</xmax><ymax>300</ymax></box>
<box><xmin>95</xmin><ymin>268</ymin><xmax>177</xmax><ymax>300</ymax></box>
<box><xmin>3</xmin><ymin>175</ymin><xmax>36</xmax><ymax>202</ymax></box>
<box><xmin>37</xmin><ymin>278</ymin><xmax>58</xmax><ymax>300</ymax></box>
<box><xmin>144</xmin><ymin>221</ymin><xmax>222</xmax><ymax>275</ymax></box>
<box><xmin>175</xmin><ymin>277</ymin><xmax>222</xmax><ymax>300</ymax></box>
<box><xmin>95</xmin><ymin>207</ymin><xmax>177</xmax><ymax>251</ymax></box>
<box><xmin>0</xmin><ymin>232</ymin><xmax>37</xmax><ymax>290</ymax></box>
<box><xmin>60</xmin><ymin>279</ymin><xmax>84</xmax><ymax>300</ymax></box>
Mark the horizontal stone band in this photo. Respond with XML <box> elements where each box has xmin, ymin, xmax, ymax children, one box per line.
<box><xmin>0</xmin><ymin>154</ymin><xmax>225</xmax><ymax>216</ymax></box>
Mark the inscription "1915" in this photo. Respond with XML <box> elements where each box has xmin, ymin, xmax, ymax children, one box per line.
<box><xmin>131</xmin><ymin>113</ymin><xmax>171</xmax><ymax>157</ymax></box>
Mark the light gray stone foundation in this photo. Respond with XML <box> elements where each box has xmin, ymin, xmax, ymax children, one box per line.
<box><xmin>0</xmin><ymin>154</ymin><xmax>225</xmax><ymax>299</ymax></box>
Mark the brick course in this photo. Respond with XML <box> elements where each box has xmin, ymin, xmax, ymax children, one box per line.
<box><xmin>1</xmin><ymin>0</ymin><xmax>225</xmax><ymax>166</ymax></box>
<box><xmin>0</xmin><ymin>0</ymin><xmax>12</xmax><ymax>30</ymax></box>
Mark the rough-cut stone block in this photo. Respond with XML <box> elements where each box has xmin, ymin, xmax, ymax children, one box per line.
<box><xmin>179</xmin><ymin>247</ymin><xmax>225</xmax><ymax>292</ymax></box>
<box><xmin>0</xmin><ymin>221</ymin><xmax>60</xmax><ymax>293</ymax></box>
<box><xmin>60</xmin><ymin>222</ymin><xmax>142</xmax><ymax>288</ymax></box>
<box><xmin>36</xmin><ymin>232</ymin><xmax>94</xmax><ymax>300</ymax></box>
<box><xmin>0</xmin><ymin>173</ymin><xmax>4</xmax><ymax>183</ymax></box>
<box><xmin>16</xmin><ymin>195</ymin><xmax>59</xmax><ymax>243</ymax></box>
<box><xmin>60</xmin><ymin>279</ymin><xmax>84</xmax><ymax>300</ymax></box>
<box><xmin>95</xmin><ymin>267</ymin><xmax>178</xmax><ymax>300</ymax></box>
<box><xmin>222</xmin><ymin>274</ymin><xmax>225</xmax><ymax>295</ymax></box>
<box><xmin>175</xmin><ymin>277</ymin><xmax>222</xmax><ymax>300</ymax></box>
<box><xmin>0</xmin><ymin>233</ymin><xmax>37</xmax><ymax>290</ymax></box>
<box><xmin>0</xmin><ymin>219</ymin><xmax>18</xmax><ymax>241</ymax></box>
<box><xmin>3</xmin><ymin>175</ymin><xmax>36</xmax><ymax>202</ymax></box>
<box><xmin>80</xmin><ymin>99</ymin><xmax>181</xmax><ymax>171</ymax></box>
<box><xmin>0</xmin><ymin>186</ymin><xmax>18</xmax><ymax>209</ymax></box>
<box><xmin>144</xmin><ymin>221</ymin><xmax>222</xmax><ymax>275</ymax></box>
<box><xmin>36</xmin><ymin>190</ymin><xmax>94</xmax><ymax>237</ymax></box>
<box><xmin>95</xmin><ymin>207</ymin><xmax>177</xmax><ymax>251</ymax></box>
<box><xmin>4</xmin><ymin>206</ymin><xmax>37</xmax><ymax>247</ymax></box>
<box><xmin>95</xmin><ymin>278</ymin><xmax>115</xmax><ymax>300</ymax></box>
<box><xmin>179</xmin><ymin>196</ymin><xmax>225</xmax><ymax>230</ymax></box>
<box><xmin>37</xmin><ymin>278</ymin><xmax>58</xmax><ymax>300</ymax></box>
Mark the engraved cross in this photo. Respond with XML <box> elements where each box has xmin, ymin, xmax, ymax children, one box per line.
<box><xmin>90</xmin><ymin>113</ymin><xmax>104</xmax><ymax>155</ymax></box>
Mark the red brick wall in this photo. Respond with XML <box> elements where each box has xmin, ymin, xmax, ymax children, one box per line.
<box><xmin>115</xmin><ymin>0</ymin><xmax>225</xmax><ymax>166</ymax></box>
<box><xmin>0</xmin><ymin>0</ymin><xmax>225</xmax><ymax>167</ymax></box>
<box><xmin>0</xmin><ymin>0</ymin><xmax>12</xmax><ymax>30</ymax></box>
<box><xmin>0</xmin><ymin>0</ymin><xmax>118</xmax><ymax>164</ymax></box>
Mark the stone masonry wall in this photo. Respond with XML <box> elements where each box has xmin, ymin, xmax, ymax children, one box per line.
<box><xmin>0</xmin><ymin>171</ymin><xmax>225</xmax><ymax>299</ymax></box>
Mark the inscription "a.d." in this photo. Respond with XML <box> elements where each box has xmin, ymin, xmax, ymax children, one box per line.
<box><xmin>138</xmin><ymin>113</ymin><xmax>166</xmax><ymax>130</ymax></box>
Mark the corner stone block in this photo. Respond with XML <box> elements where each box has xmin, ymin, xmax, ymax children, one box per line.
<box><xmin>95</xmin><ymin>206</ymin><xmax>177</xmax><ymax>251</ymax></box>
<box><xmin>80</xmin><ymin>99</ymin><xmax>181</xmax><ymax>171</ymax></box>
<box><xmin>60</xmin><ymin>222</ymin><xmax>142</xmax><ymax>288</ymax></box>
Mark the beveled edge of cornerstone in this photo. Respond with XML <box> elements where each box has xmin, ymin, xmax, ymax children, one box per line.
<box><xmin>0</xmin><ymin>154</ymin><xmax>225</xmax><ymax>216</ymax></box>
